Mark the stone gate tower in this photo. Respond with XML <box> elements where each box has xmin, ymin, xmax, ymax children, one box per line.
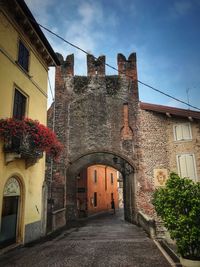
<box><xmin>46</xmin><ymin>53</ymin><xmax>154</xmax><ymax>234</ymax></box>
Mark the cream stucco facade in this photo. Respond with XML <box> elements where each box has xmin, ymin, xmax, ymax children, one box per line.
<box><xmin>0</xmin><ymin>0</ymin><xmax>59</xmax><ymax>248</ymax></box>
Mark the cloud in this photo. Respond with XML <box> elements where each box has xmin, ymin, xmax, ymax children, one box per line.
<box><xmin>24</xmin><ymin>0</ymin><xmax>118</xmax><ymax>106</ymax></box>
<box><xmin>169</xmin><ymin>0</ymin><xmax>193</xmax><ymax>18</ymax></box>
<box><xmin>24</xmin><ymin>0</ymin><xmax>54</xmax><ymax>24</ymax></box>
<box><xmin>78</xmin><ymin>2</ymin><xmax>103</xmax><ymax>26</ymax></box>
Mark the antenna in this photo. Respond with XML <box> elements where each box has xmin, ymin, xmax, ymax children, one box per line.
<box><xmin>186</xmin><ymin>88</ymin><xmax>190</xmax><ymax>110</ymax></box>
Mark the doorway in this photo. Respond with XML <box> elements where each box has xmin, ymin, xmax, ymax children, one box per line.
<box><xmin>0</xmin><ymin>177</ymin><xmax>21</xmax><ymax>248</ymax></box>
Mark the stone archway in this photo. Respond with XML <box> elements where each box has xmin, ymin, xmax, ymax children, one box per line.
<box><xmin>46</xmin><ymin>53</ymin><xmax>148</xmax><ymax>233</ymax></box>
<box><xmin>66</xmin><ymin>152</ymin><xmax>136</xmax><ymax>223</ymax></box>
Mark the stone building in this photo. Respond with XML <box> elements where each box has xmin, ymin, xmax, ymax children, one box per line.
<box><xmin>46</xmin><ymin>52</ymin><xmax>200</xmax><ymax>236</ymax></box>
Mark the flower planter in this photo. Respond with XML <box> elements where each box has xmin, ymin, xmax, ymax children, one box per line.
<box><xmin>0</xmin><ymin>118</ymin><xmax>62</xmax><ymax>162</ymax></box>
<box><xmin>4</xmin><ymin>135</ymin><xmax>43</xmax><ymax>167</ymax></box>
<box><xmin>4</xmin><ymin>149</ymin><xmax>43</xmax><ymax>167</ymax></box>
<box><xmin>180</xmin><ymin>257</ymin><xmax>200</xmax><ymax>267</ymax></box>
<box><xmin>5</xmin><ymin>152</ymin><xmax>21</xmax><ymax>164</ymax></box>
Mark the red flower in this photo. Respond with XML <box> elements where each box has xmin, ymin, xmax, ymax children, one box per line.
<box><xmin>0</xmin><ymin>118</ymin><xmax>63</xmax><ymax>161</ymax></box>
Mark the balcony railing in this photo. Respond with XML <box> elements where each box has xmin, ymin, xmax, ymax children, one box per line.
<box><xmin>4</xmin><ymin>135</ymin><xmax>43</xmax><ymax>167</ymax></box>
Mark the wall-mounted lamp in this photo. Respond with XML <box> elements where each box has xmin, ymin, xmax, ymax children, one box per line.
<box><xmin>113</xmin><ymin>156</ymin><xmax>133</xmax><ymax>175</ymax></box>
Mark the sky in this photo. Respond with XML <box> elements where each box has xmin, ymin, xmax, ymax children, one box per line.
<box><xmin>24</xmin><ymin>0</ymin><xmax>200</xmax><ymax>110</ymax></box>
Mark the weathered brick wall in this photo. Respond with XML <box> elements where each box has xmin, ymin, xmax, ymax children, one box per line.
<box><xmin>68</xmin><ymin>76</ymin><xmax>138</xmax><ymax>160</ymax></box>
<box><xmin>46</xmin><ymin>53</ymin><xmax>140</xmax><ymax>229</ymax></box>
<box><xmin>137</xmin><ymin>109</ymin><xmax>169</xmax><ymax>217</ymax></box>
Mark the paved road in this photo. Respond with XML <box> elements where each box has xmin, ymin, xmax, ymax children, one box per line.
<box><xmin>0</xmin><ymin>210</ymin><xmax>171</xmax><ymax>267</ymax></box>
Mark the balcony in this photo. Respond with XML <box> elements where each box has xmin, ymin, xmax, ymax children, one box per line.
<box><xmin>0</xmin><ymin>118</ymin><xmax>62</xmax><ymax>167</ymax></box>
<box><xmin>4</xmin><ymin>135</ymin><xmax>43</xmax><ymax>167</ymax></box>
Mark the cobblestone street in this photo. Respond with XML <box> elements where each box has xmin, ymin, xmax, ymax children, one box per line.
<box><xmin>0</xmin><ymin>210</ymin><xmax>171</xmax><ymax>267</ymax></box>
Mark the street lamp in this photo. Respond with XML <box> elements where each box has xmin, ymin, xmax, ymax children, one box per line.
<box><xmin>112</xmin><ymin>156</ymin><xmax>133</xmax><ymax>175</ymax></box>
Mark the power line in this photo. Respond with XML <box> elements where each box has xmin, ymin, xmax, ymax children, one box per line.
<box><xmin>32</xmin><ymin>19</ymin><xmax>200</xmax><ymax>111</ymax></box>
<box><xmin>137</xmin><ymin>80</ymin><xmax>200</xmax><ymax>111</ymax></box>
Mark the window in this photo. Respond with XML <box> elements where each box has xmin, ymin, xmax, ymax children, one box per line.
<box><xmin>94</xmin><ymin>192</ymin><xmax>97</xmax><ymax>207</ymax></box>
<box><xmin>174</xmin><ymin>123</ymin><xmax>192</xmax><ymax>141</ymax></box>
<box><xmin>94</xmin><ymin>170</ymin><xmax>97</xmax><ymax>183</ymax></box>
<box><xmin>111</xmin><ymin>173</ymin><xmax>114</xmax><ymax>184</ymax></box>
<box><xmin>13</xmin><ymin>89</ymin><xmax>26</xmax><ymax>120</ymax></box>
<box><xmin>18</xmin><ymin>40</ymin><xmax>29</xmax><ymax>72</ymax></box>
<box><xmin>111</xmin><ymin>192</ymin><xmax>113</xmax><ymax>200</ymax></box>
<box><xmin>177</xmin><ymin>154</ymin><xmax>197</xmax><ymax>180</ymax></box>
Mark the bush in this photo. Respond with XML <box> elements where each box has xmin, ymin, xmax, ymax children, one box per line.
<box><xmin>152</xmin><ymin>172</ymin><xmax>200</xmax><ymax>260</ymax></box>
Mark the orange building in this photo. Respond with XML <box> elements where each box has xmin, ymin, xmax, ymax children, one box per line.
<box><xmin>77</xmin><ymin>165</ymin><xmax>119</xmax><ymax>216</ymax></box>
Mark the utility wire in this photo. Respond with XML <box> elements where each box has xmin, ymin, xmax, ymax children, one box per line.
<box><xmin>137</xmin><ymin>80</ymin><xmax>200</xmax><ymax>111</ymax></box>
<box><xmin>33</xmin><ymin>20</ymin><xmax>200</xmax><ymax>111</ymax></box>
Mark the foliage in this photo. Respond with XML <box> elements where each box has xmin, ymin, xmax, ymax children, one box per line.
<box><xmin>152</xmin><ymin>172</ymin><xmax>200</xmax><ymax>260</ymax></box>
<box><xmin>0</xmin><ymin>118</ymin><xmax>63</xmax><ymax>161</ymax></box>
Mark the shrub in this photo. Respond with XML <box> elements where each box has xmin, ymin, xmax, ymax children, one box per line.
<box><xmin>152</xmin><ymin>172</ymin><xmax>200</xmax><ymax>260</ymax></box>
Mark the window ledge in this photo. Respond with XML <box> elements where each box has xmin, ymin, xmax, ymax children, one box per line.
<box><xmin>52</xmin><ymin>208</ymin><xmax>66</xmax><ymax>215</ymax></box>
<box><xmin>174</xmin><ymin>139</ymin><xmax>192</xmax><ymax>143</ymax></box>
<box><xmin>15</xmin><ymin>61</ymin><xmax>32</xmax><ymax>79</ymax></box>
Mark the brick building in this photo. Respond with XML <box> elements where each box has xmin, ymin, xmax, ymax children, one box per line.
<box><xmin>46</xmin><ymin>52</ymin><xmax>200</xmax><ymax>237</ymax></box>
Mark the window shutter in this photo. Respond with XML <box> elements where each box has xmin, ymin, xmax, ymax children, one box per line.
<box><xmin>178</xmin><ymin>155</ymin><xmax>188</xmax><ymax>178</ymax></box>
<box><xmin>18</xmin><ymin>41</ymin><xmax>29</xmax><ymax>72</ymax></box>
<box><xmin>182</xmin><ymin>124</ymin><xmax>191</xmax><ymax>140</ymax></box>
<box><xmin>174</xmin><ymin>123</ymin><xmax>192</xmax><ymax>141</ymax></box>
<box><xmin>13</xmin><ymin>90</ymin><xmax>26</xmax><ymax>120</ymax></box>
<box><xmin>186</xmin><ymin>154</ymin><xmax>196</xmax><ymax>180</ymax></box>
<box><xmin>174</xmin><ymin>125</ymin><xmax>182</xmax><ymax>140</ymax></box>
<box><xmin>177</xmin><ymin>154</ymin><xmax>196</xmax><ymax>180</ymax></box>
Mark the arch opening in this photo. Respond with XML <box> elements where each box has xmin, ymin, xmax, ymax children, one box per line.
<box><xmin>76</xmin><ymin>164</ymin><xmax>123</xmax><ymax>219</ymax></box>
<box><xmin>66</xmin><ymin>152</ymin><xmax>136</xmax><ymax>223</ymax></box>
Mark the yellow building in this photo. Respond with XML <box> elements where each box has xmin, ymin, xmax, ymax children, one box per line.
<box><xmin>0</xmin><ymin>0</ymin><xmax>59</xmax><ymax>248</ymax></box>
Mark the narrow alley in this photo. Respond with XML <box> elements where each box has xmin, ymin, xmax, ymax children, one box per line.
<box><xmin>0</xmin><ymin>210</ymin><xmax>171</xmax><ymax>267</ymax></box>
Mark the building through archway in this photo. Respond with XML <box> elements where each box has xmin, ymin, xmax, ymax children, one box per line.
<box><xmin>76</xmin><ymin>164</ymin><xmax>121</xmax><ymax>218</ymax></box>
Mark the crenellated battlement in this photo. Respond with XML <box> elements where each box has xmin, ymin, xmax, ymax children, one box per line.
<box><xmin>55</xmin><ymin>53</ymin><xmax>137</xmax><ymax>78</ymax></box>
<box><xmin>87</xmin><ymin>55</ymin><xmax>105</xmax><ymax>76</ymax></box>
<box><xmin>117</xmin><ymin>53</ymin><xmax>137</xmax><ymax>80</ymax></box>
<box><xmin>55</xmin><ymin>53</ymin><xmax>138</xmax><ymax>100</ymax></box>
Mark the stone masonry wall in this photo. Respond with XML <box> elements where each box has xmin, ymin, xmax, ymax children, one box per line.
<box><xmin>137</xmin><ymin>108</ymin><xmax>200</xmax><ymax>236</ymax></box>
<box><xmin>46</xmin><ymin>53</ymin><xmax>141</xmax><ymax>228</ymax></box>
<box><xmin>137</xmin><ymin>109</ymin><xmax>169</xmax><ymax>217</ymax></box>
<box><xmin>166</xmin><ymin>117</ymin><xmax>200</xmax><ymax>179</ymax></box>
